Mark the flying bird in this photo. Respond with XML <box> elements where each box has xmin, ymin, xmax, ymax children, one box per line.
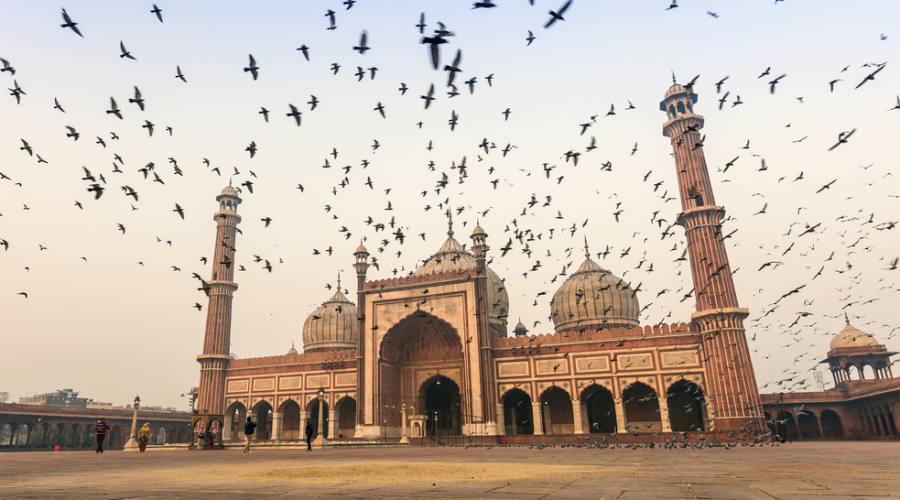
<box><xmin>244</xmin><ymin>54</ymin><xmax>259</xmax><ymax>80</ymax></box>
<box><xmin>544</xmin><ymin>0</ymin><xmax>574</xmax><ymax>29</ymax></box>
<box><xmin>119</xmin><ymin>41</ymin><xmax>137</xmax><ymax>60</ymax></box>
<box><xmin>60</xmin><ymin>8</ymin><xmax>83</xmax><ymax>37</ymax></box>
<box><xmin>151</xmin><ymin>4</ymin><xmax>163</xmax><ymax>22</ymax></box>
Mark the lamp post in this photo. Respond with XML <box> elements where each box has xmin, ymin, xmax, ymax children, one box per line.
<box><xmin>313</xmin><ymin>388</ymin><xmax>326</xmax><ymax>448</ymax></box>
<box><xmin>399</xmin><ymin>402</ymin><xmax>409</xmax><ymax>444</ymax></box>
<box><xmin>123</xmin><ymin>395</ymin><xmax>141</xmax><ymax>451</ymax></box>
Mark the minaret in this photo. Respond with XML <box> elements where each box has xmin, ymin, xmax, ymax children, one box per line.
<box><xmin>195</xmin><ymin>184</ymin><xmax>242</xmax><ymax>444</ymax></box>
<box><xmin>353</xmin><ymin>241</ymin><xmax>370</xmax><ymax>428</ymax></box>
<box><xmin>471</xmin><ymin>221</ymin><xmax>498</xmax><ymax>434</ymax></box>
<box><xmin>660</xmin><ymin>83</ymin><xmax>765</xmax><ymax>434</ymax></box>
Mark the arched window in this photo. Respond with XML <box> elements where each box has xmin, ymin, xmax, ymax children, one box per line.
<box><xmin>669</xmin><ymin>105</ymin><xmax>676</xmax><ymax>117</ymax></box>
<box><xmin>677</xmin><ymin>101</ymin><xmax>685</xmax><ymax>113</ymax></box>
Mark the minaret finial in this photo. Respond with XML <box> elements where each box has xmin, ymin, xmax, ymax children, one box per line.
<box><xmin>671</xmin><ymin>70</ymin><xmax>677</xmax><ymax>85</ymax></box>
<box><xmin>584</xmin><ymin>235</ymin><xmax>590</xmax><ymax>259</ymax></box>
<box><xmin>228</xmin><ymin>176</ymin><xmax>233</xmax><ymax>187</ymax></box>
<box><xmin>844</xmin><ymin>311</ymin><xmax>850</xmax><ymax>325</ymax></box>
<box><xmin>337</xmin><ymin>271</ymin><xmax>342</xmax><ymax>291</ymax></box>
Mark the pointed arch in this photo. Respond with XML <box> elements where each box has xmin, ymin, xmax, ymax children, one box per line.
<box><xmin>581</xmin><ymin>384</ymin><xmax>616</xmax><ymax>433</ymax></box>
<box><xmin>622</xmin><ymin>382</ymin><xmax>661</xmax><ymax>433</ymax></box>
<box><xmin>501</xmin><ymin>388</ymin><xmax>533</xmax><ymax>436</ymax></box>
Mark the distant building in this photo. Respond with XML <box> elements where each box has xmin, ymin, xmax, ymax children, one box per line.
<box><xmin>0</xmin><ymin>393</ymin><xmax>9</xmax><ymax>404</ymax></box>
<box><xmin>18</xmin><ymin>389</ymin><xmax>99</xmax><ymax>408</ymax></box>
<box><xmin>761</xmin><ymin>319</ymin><xmax>899</xmax><ymax>439</ymax></box>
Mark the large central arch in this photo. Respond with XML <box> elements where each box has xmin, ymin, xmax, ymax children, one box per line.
<box><xmin>377</xmin><ymin>311</ymin><xmax>465</xmax><ymax>434</ymax></box>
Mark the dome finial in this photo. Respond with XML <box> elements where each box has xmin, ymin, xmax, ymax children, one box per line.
<box><xmin>446</xmin><ymin>206</ymin><xmax>454</xmax><ymax>238</ymax></box>
<box><xmin>671</xmin><ymin>70</ymin><xmax>677</xmax><ymax>85</ymax></box>
<box><xmin>583</xmin><ymin>235</ymin><xmax>590</xmax><ymax>259</ymax></box>
<box><xmin>336</xmin><ymin>271</ymin><xmax>342</xmax><ymax>291</ymax></box>
<box><xmin>844</xmin><ymin>311</ymin><xmax>850</xmax><ymax>325</ymax></box>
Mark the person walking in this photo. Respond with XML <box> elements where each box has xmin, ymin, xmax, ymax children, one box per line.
<box><xmin>243</xmin><ymin>416</ymin><xmax>256</xmax><ymax>454</ymax></box>
<box><xmin>138</xmin><ymin>423</ymin><xmax>151</xmax><ymax>452</ymax></box>
<box><xmin>95</xmin><ymin>419</ymin><xmax>110</xmax><ymax>454</ymax></box>
<box><xmin>304</xmin><ymin>420</ymin><xmax>313</xmax><ymax>452</ymax></box>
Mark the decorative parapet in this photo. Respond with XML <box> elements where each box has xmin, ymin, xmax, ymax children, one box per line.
<box><xmin>492</xmin><ymin>322</ymin><xmax>698</xmax><ymax>349</ymax></box>
<box><xmin>363</xmin><ymin>269</ymin><xmax>474</xmax><ymax>291</ymax></box>
<box><xmin>228</xmin><ymin>348</ymin><xmax>356</xmax><ymax>369</ymax></box>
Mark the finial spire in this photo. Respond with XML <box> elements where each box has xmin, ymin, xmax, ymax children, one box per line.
<box><xmin>336</xmin><ymin>272</ymin><xmax>342</xmax><ymax>291</ymax></box>
<box><xmin>228</xmin><ymin>177</ymin><xmax>233</xmax><ymax>187</ymax></box>
<box><xmin>671</xmin><ymin>70</ymin><xmax>677</xmax><ymax>85</ymax></box>
<box><xmin>447</xmin><ymin>207</ymin><xmax>454</xmax><ymax>238</ymax></box>
<box><xmin>584</xmin><ymin>235</ymin><xmax>590</xmax><ymax>259</ymax></box>
<box><xmin>844</xmin><ymin>311</ymin><xmax>850</xmax><ymax>325</ymax></box>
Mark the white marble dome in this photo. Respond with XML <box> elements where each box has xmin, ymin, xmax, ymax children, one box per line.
<box><xmin>301</xmin><ymin>288</ymin><xmax>358</xmax><ymax>352</ymax></box>
<box><xmin>550</xmin><ymin>256</ymin><xmax>639</xmax><ymax>332</ymax></box>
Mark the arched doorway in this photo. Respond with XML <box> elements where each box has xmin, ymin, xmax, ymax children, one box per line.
<box><xmin>252</xmin><ymin>401</ymin><xmax>273</xmax><ymax>441</ymax></box>
<box><xmin>623</xmin><ymin>382</ymin><xmax>661</xmax><ymax>433</ymax></box>
<box><xmin>775</xmin><ymin>411</ymin><xmax>797</xmax><ymax>440</ymax></box>
<box><xmin>307</xmin><ymin>399</ymin><xmax>329</xmax><ymax>439</ymax></box>
<box><xmin>666</xmin><ymin>380</ymin><xmax>706</xmax><ymax>432</ymax></box>
<box><xmin>797</xmin><ymin>411</ymin><xmax>821</xmax><ymax>438</ymax></box>
<box><xmin>379</xmin><ymin>312</ymin><xmax>465</xmax><ymax>434</ymax></box>
<box><xmin>582</xmin><ymin>385</ymin><xmax>616</xmax><ymax>433</ymax></box>
<box><xmin>108</xmin><ymin>426</ymin><xmax>122</xmax><ymax>449</ymax></box>
<box><xmin>540</xmin><ymin>386</ymin><xmax>573</xmax><ymax>435</ymax></box>
<box><xmin>280</xmin><ymin>400</ymin><xmax>301</xmax><ymax>441</ymax></box>
<box><xmin>421</xmin><ymin>375</ymin><xmax>461</xmax><ymax>436</ymax></box>
<box><xmin>226</xmin><ymin>402</ymin><xmax>247</xmax><ymax>442</ymax></box>
<box><xmin>502</xmin><ymin>389</ymin><xmax>533</xmax><ymax>435</ymax></box>
<box><xmin>335</xmin><ymin>397</ymin><xmax>356</xmax><ymax>439</ymax></box>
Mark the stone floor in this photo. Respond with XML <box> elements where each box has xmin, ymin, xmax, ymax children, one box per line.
<box><xmin>2</xmin><ymin>441</ymin><xmax>899</xmax><ymax>499</ymax></box>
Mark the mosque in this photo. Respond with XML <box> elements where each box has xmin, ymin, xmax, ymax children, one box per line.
<box><xmin>189</xmin><ymin>83</ymin><xmax>896</xmax><ymax>447</ymax></box>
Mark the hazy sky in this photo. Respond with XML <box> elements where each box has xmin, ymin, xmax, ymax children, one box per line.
<box><xmin>1</xmin><ymin>1</ymin><xmax>898</xmax><ymax>409</ymax></box>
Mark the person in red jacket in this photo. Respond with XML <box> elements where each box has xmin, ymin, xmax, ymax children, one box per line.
<box><xmin>95</xmin><ymin>419</ymin><xmax>110</xmax><ymax>454</ymax></box>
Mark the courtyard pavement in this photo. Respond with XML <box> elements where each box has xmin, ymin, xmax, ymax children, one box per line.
<box><xmin>1</xmin><ymin>441</ymin><xmax>898</xmax><ymax>499</ymax></box>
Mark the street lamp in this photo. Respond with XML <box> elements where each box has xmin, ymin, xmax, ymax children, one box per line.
<box><xmin>123</xmin><ymin>395</ymin><xmax>141</xmax><ymax>451</ymax></box>
<box><xmin>312</xmin><ymin>388</ymin><xmax>326</xmax><ymax>448</ymax></box>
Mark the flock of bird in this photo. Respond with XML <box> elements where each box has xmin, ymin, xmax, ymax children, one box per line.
<box><xmin>1</xmin><ymin>2</ymin><xmax>898</xmax><ymax>401</ymax></box>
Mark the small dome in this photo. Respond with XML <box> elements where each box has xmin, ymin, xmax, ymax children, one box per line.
<box><xmin>220</xmin><ymin>185</ymin><xmax>239</xmax><ymax>197</ymax></box>
<box><xmin>286</xmin><ymin>343</ymin><xmax>299</xmax><ymax>355</ymax></box>
<box><xmin>830</xmin><ymin>322</ymin><xmax>880</xmax><ymax>351</ymax></box>
<box><xmin>665</xmin><ymin>83</ymin><xmax>687</xmax><ymax>98</ymax></box>
<box><xmin>414</xmin><ymin>235</ymin><xmax>509</xmax><ymax>330</ymax></box>
<box><xmin>513</xmin><ymin>319</ymin><xmax>528</xmax><ymax>337</ymax></box>
<box><xmin>302</xmin><ymin>288</ymin><xmax>358</xmax><ymax>352</ymax></box>
<box><xmin>355</xmin><ymin>241</ymin><xmax>369</xmax><ymax>254</ymax></box>
<box><xmin>550</xmin><ymin>257</ymin><xmax>639</xmax><ymax>332</ymax></box>
<box><xmin>472</xmin><ymin>224</ymin><xmax>486</xmax><ymax>237</ymax></box>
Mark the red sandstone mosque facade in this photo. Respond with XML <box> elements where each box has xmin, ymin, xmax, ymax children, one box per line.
<box><xmin>190</xmin><ymin>84</ymin><xmax>898</xmax><ymax>446</ymax></box>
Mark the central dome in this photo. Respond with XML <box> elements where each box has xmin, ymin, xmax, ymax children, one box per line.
<box><xmin>413</xmin><ymin>233</ymin><xmax>509</xmax><ymax>332</ymax></box>
<box><xmin>302</xmin><ymin>287</ymin><xmax>358</xmax><ymax>353</ymax></box>
<box><xmin>550</xmin><ymin>254</ymin><xmax>639</xmax><ymax>332</ymax></box>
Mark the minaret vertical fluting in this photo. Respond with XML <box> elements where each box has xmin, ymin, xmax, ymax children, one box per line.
<box><xmin>471</xmin><ymin>222</ymin><xmax>498</xmax><ymax>433</ymax></box>
<box><xmin>660</xmin><ymin>83</ymin><xmax>765</xmax><ymax>434</ymax></box>
<box><xmin>353</xmin><ymin>241</ymin><xmax>370</xmax><ymax>428</ymax></box>
<box><xmin>194</xmin><ymin>185</ymin><xmax>242</xmax><ymax>445</ymax></box>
